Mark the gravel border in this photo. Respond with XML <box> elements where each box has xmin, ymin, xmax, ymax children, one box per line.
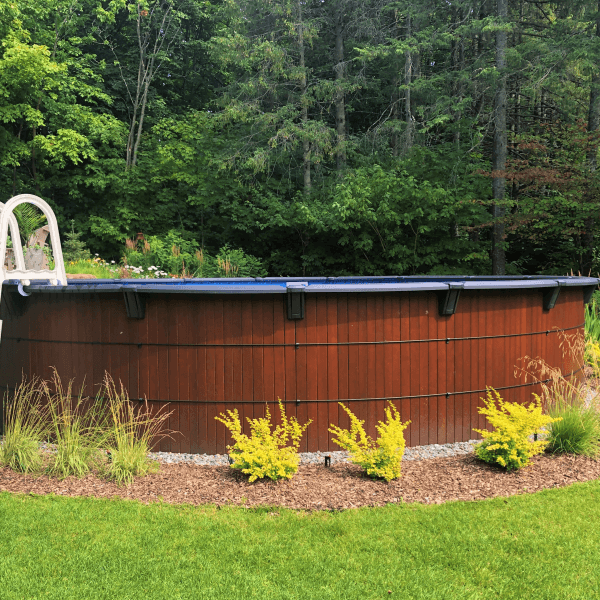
<box><xmin>2</xmin><ymin>437</ymin><xmax>481</xmax><ymax>466</ymax></box>
<box><xmin>148</xmin><ymin>440</ymin><xmax>481</xmax><ymax>466</ymax></box>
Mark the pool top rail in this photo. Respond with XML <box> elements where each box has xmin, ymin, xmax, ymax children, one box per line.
<box><xmin>3</xmin><ymin>275</ymin><xmax>599</xmax><ymax>296</ymax></box>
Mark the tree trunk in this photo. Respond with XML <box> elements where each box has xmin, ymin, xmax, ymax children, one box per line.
<box><xmin>298</xmin><ymin>2</ymin><xmax>311</xmax><ymax>193</ymax></box>
<box><xmin>132</xmin><ymin>59</ymin><xmax>155</xmax><ymax>168</ymax></box>
<box><xmin>391</xmin><ymin>81</ymin><xmax>399</xmax><ymax>157</ymax></box>
<box><xmin>125</xmin><ymin>59</ymin><xmax>143</xmax><ymax>169</ymax></box>
<box><xmin>391</xmin><ymin>9</ymin><xmax>400</xmax><ymax>157</ymax></box>
<box><xmin>511</xmin><ymin>1</ymin><xmax>523</xmax><ymax>204</ymax></box>
<box><xmin>583</xmin><ymin>2</ymin><xmax>600</xmax><ymax>276</ymax></box>
<box><xmin>404</xmin><ymin>12</ymin><xmax>413</xmax><ymax>150</ymax></box>
<box><xmin>452</xmin><ymin>9</ymin><xmax>465</xmax><ymax>148</ymax></box>
<box><xmin>126</xmin><ymin>10</ymin><xmax>147</xmax><ymax>170</ymax></box>
<box><xmin>492</xmin><ymin>0</ymin><xmax>508</xmax><ymax>275</ymax></box>
<box><xmin>31</xmin><ymin>97</ymin><xmax>43</xmax><ymax>192</ymax></box>
<box><xmin>334</xmin><ymin>6</ymin><xmax>346</xmax><ymax>172</ymax></box>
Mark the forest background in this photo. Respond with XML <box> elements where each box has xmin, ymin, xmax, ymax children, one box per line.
<box><xmin>2</xmin><ymin>0</ymin><xmax>600</xmax><ymax>277</ymax></box>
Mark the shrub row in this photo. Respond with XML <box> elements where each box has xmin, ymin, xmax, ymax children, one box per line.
<box><xmin>216</xmin><ymin>386</ymin><xmax>600</xmax><ymax>482</ymax></box>
<box><xmin>217</xmin><ymin>400</ymin><xmax>410</xmax><ymax>483</ymax></box>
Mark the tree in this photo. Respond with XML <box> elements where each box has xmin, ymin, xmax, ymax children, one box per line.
<box><xmin>0</xmin><ymin>0</ymin><xmax>122</xmax><ymax>196</ymax></box>
<box><xmin>492</xmin><ymin>0</ymin><xmax>508</xmax><ymax>275</ymax></box>
<box><xmin>583</xmin><ymin>1</ymin><xmax>600</xmax><ymax>275</ymax></box>
<box><xmin>95</xmin><ymin>0</ymin><xmax>189</xmax><ymax>169</ymax></box>
<box><xmin>210</xmin><ymin>0</ymin><xmax>331</xmax><ymax>193</ymax></box>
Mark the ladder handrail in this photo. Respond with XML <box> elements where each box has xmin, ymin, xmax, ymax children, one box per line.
<box><xmin>0</xmin><ymin>194</ymin><xmax>67</xmax><ymax>288</ymax></box>
<box><xmin>0</xmin><ymin>202</ymin><xmax>26</xmax><ymax>273</ymax></box>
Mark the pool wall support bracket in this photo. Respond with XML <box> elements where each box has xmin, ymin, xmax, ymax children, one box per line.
<box><xmin>583</xmin><ymin>284</ymin><xmax>597</xmax><ymax>305</ymax></box>
<box><xmin>287</xmin><ymin>282</ymin><xmax>307</xmax><ymax>320</ymax></box>
<box><xmin>437</xmin><ymin>283</ymin><xmax>463</xmax><ymax>316</ymax></box>
<box><xmin>123</xmin><ymin>289</ymin><xmax>145</xmax><ymax>319</ymax></box>
<box><xmin>543</xmin><ymin>283</ymin><xmax>563</xmax><ymax>311</ymax></box>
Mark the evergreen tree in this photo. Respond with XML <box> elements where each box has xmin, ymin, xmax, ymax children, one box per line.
<box><xmin>62</xmin><ymin>220</ymin><xmax>92</xmax><ymax>263</ymax></box>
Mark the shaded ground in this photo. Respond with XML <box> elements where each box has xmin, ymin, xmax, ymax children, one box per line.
<box><xmin>2</xmin><ymin>452</ymin><xmax>599</xmax><ymax>510</ymax></box>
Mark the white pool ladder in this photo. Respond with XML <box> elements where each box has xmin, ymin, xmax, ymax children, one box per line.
<box><xmin>0</xmin><ymin>194</ymin><xmax>67</xmax><ymax>339</ymax></box>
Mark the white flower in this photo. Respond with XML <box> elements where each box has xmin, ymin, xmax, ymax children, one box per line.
<box><xmin>111</xmin><ymin>260</ymin><xmax>115</xmax><ymax>264</ymax></box>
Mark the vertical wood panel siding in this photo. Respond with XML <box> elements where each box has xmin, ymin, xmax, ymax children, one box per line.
<box><xmin>0</xmin><ymin>287</ymin><xmax>585</xmax><ymax>453</ymax></box>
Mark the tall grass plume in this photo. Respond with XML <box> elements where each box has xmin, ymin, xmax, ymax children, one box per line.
<box><xmin>0</xmin><ymin>376</ymin><xmax>48</xmax><ymax>473</ymax></box>
<box><xmin>100</xmin><ymin>374</ymin><xmax>172</xmax><ymax>485</ymax></box>
<box><xmin>517</xmin><ymin>332</ymin><xmax>600</xmax><ymax>458</ymax></box>
<box><xmin>44</xmin><ymin>370</ymin><xmax>109</xmax><ymax>479</ymax></box>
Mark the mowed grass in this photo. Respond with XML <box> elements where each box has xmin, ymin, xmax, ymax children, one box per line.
<box><xmin>1</xmin><ymin>482</ymin><xmax>600</xmax><ymax>600</ymax></box>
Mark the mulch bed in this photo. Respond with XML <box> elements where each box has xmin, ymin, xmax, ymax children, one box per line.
<box><xmin>1</xmin><ymin>452</ymin><xmax>600</xmax><ymax>510</ymax></box>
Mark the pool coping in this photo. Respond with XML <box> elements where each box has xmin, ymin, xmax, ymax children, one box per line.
<box><xmin>3</xmin><ymin>275</ymin><xmax>599</xmax><ymax>295</ymax></box>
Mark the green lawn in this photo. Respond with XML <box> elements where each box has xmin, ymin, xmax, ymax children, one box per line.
<box><xmin>1</xmin><ymin>482</ymin><xmax>599</xmax><ymax>600</ymax></box>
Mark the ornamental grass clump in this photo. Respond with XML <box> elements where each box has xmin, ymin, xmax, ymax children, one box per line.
<box><xmin>44</xmin><ymin>370</ymin><xmax>110</xmax><ymax>479</ymax></box>
<box><xmin>0</xmin><ymin>376</ymin><xmax>48</xmax><ymax>473</ymax></box>
<box><xmin>544</xmin><ymin>340</ymin><xmax>600</xmax><ymax>458</ymax></box>
<box><xmin>473</xmin><ymin>388</ymin><xmax>560</xmax><ymax>471</ymax></box>
<box><xmin>546</xmin><ymin>399</ymin><xmax>600</xmax><ymax>457</ymax></box>
<box><xmin>585</xmin><ymin>298</ymin><xmax>600</xmax><ymax>360</ymax></box>
<box><xmin>518</xmin><ymin>332</ymin><xmax>600</xmax><ymax>458</ymax></box>
<box><xmin>100</xmin><ymin>374</ymin><xmax>172</xmax><ymax>485</ymax></box>
<box><xmin>215</xmin><ymin>400</ymin><xmax>311</xmax><ymax>482</ymax></box>
<box><xmin>328</xmin><ymin>402</ymin><xmax>410</xmax><ymax>482</ymax></box>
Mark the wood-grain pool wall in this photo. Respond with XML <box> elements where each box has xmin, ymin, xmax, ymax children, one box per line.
<box><xmin>0</xmin><ymin>277</ymin><xmax>594</xmax><ymax>453</ymax></box>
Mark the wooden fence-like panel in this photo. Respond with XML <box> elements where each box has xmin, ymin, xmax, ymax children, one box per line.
<box><xmin>0</xmin><ymin>286</ymin><xmax>585</xmax><ymax>453</ymax></box>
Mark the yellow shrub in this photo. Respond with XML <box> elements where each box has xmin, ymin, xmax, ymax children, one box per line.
<box><xmin>474</xmin><ymin>388</ymin><xmax>561</xmax><ymax>471</ymax></box>
<box><xmin>586</xmin><ymin>340</ymin><xmax>600</xmax><ymax>378</ymax></box>
<box><xmin>328</xmin><ymin>402</ymin><xmax>410</xmax><ymax>482</ymax></box>
<box><xmin>215</xmin><ymin>400</ymin><xmax>311</xmax><ymax>482</ymax></box>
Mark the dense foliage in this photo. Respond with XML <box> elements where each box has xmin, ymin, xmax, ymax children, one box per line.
<box><xmin>215</xmin><ymin>401</ymin><xmax>312</xmax><ymax>482</ymax></box>
<box><xmin>474</xmin><ymin>388</ymin><xmax>560</xmax><ymax>471</ymax></box>
<box><xmin>329</xmin><ymin>401</ymin><xmax>410</xmax><ymax>482</ymax></box>
<box><xmin>2</xmin><ymin>0</ymin><xmax>600</xmax><ymax>276</ymax></box>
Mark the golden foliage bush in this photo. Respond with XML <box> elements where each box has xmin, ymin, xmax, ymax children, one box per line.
<box><xmin>215</xmin><ymin>400</ymin><xmax>311</xmax><ymax>482</ymax></box>
<box><xmin>328</xmin><ymin>402</ymin><xmax>410</xmax><ymax>482</ymax></box>
<box><xmin>474</xmin><ymin>388</ymin><xmax>560</xmax><ymax>471</ymax></box>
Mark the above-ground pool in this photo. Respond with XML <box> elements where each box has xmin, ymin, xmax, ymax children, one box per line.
<box><xmin>0</xmin><ymin>276</ymin><xmax>597</xmax><ymax>454</ymax></box>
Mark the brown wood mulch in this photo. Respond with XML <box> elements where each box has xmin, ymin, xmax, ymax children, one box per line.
<box><xmin>1</xmin><ymin>452</ymin><xmax>600</xmax><ymax>510</ymax></box>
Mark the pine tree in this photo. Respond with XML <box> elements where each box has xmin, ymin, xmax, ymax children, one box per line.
<box><xmin>62</xmin><ymin>220</ymin><xmax>91</xmax><ymax>263</ymax></box>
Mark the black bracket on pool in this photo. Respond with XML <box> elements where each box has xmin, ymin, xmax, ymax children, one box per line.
<box><xmin>437</xmin><ymin>282</ymin><xmax>464</xmax><ymax>316</ymax></box>
<box><xmin>286</xmin><ymin>282</ymin><xmax>307</xmax><ymax>320</ymax></box>
<box><xmin>123</xmin><ymin>289</ymin><xmax>145</xmax><ymax>319</ymax></box>
<box><xmin>543</xmin><ymin>282</ymin><xmax>563</xmax><ymax>311</ymax></box>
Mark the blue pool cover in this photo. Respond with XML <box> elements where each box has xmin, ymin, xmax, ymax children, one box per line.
<box><xmin>6</xmin><ymin>275</ymin><xmax>599</xmax><ymax>295</ymax></box>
